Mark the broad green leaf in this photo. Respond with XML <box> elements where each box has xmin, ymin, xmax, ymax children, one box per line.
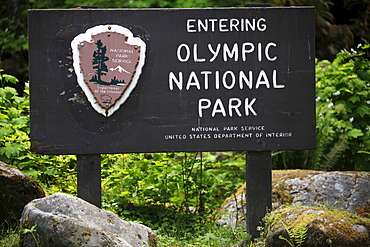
<box><xmin>334</xmin><ymin>103</ymin><xmax>347</xmax><ymax>114</ymax></box>
<box><xmin>333</xmin><ymin>120</ymin><xmax>351</xmax><ymax>130</ymax></box>
<box><xmin>322</xmin><ymin>86</ymin><xmax>336</xmax><ymax>95</ymax></box>
<box><xmin>119</xmin><ymin>191</ymin><xmax>130</xmax><ymax>197</ymax></box>
<box><xmin>348</xmin><ymin>95</ymin><xmax>360</xmax><ymax>103</ymax></box>
<box><xmin>0</xmin><ymin>142</ymin><xmax>24</xmax><ymax>158</ymax></box>
<box><xmin>0</xmin><ymin>87</ymin><xmax>17</xmax><ymax>100</ymax></box>
<box><xmin>116</xmin><ymin>168</ymin><xmax>127</xmax><ymax>174</ymax></box>
<box><xmin>45</xmin><ymin>168</ymin><xmax>58</xmax><ymax>175</ymax></box>
<box><xmin>7</xmin><ymin>107</ymin><xmax>21</xmax><ymax>119</ymax></box>
<box><xmin>357</xmin><ymin>91</ymin><xmax>369</xmax><ymax>97</ymax></box>
<box><xmin>356</xmin><ymin>105</ymin><xmax>370</xmax><ymax>117</ymax></box>
<box><xmin>0</xmin><ymin>128</ymin><xmax>11</xmax><ymax>138</ymax></box>
<box><xmin>3</xmin><ymin>74</ymin><xmax>19</xmax><ymax>84</ymax></box>
<box><xmin>351</xmin><ymin>78</ymin><xmax>366</xmax><ymax>89</ymax></box>
<box><xmin>347</xmin><ymin>129</ymin><xmax>364</xmax><ymax>138</ymax></box>
<box><xmin>23</xmin><ymin>169</ymin><xmax>42</xmax><ymax>179</ymax></box>
<box><xmin>357</xmin><ymin>70</ymin><xmax>370</xmax><ymax>81</ymax></box>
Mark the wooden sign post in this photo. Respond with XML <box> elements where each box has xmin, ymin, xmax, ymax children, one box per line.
<box><xmin>29</xmin><ymin>7</ymin><xmax>315</xmax><ymax>238</ymax></box>
<box><xmin>246</xmin><ymin>151</ymin><xmax>272</xmax><ymax>238</ymax></box>
<box><xmin>76</xmin><ymin>154</ymin><xmax>101</xmax><ymax>208</ymax></box>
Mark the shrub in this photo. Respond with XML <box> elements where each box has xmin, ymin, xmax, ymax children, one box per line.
<box><xmin>314</xmin><ymin>45</ymin><xmax>370</xmax><ymax>170</ymax></box>
<box><xmin>273</xmin><ymin>44</ymin><xmax>370</xmax><ymax>171</ymax></box>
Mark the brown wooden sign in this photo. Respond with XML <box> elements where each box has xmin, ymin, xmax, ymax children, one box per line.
<box><xmin>29</xmin><ymin>7</ymin><xmax>315</xmax><ymax>155</ymax></box>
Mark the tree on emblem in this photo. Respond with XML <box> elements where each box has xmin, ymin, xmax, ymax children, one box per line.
<box><xmin>89</xmin><ymin>39</ymin><xmax>125</xmax><ymax>86</ymax></box>
<box><xmin>90</xmin><ymin>39</ymin><xmax>109</xmax><ymax>84</ymax></box>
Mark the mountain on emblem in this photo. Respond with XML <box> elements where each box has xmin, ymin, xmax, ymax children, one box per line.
<box><xmin>71</xmin><ymin>25</ymin><xmax>146</xmax><ymax>117</ymax></box>
<box><xmin>110</xmin><ymin>65</ymin><xmax>132</xmax><ymax>74</ymax></box>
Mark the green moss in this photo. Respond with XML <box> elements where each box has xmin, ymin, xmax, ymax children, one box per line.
<box><xmin>318</xmin><ymin>209</ymin><xmax>370</xmax><ymax>243</ymax></box>
<box><xmin>272</xmin><ymin>170</ymin><xmax>322</xmax><ymax>187</ymax></box>
<box><xmin>272</xmin><ymin>182</ymin><xmax>294</xmax><ymax>206</ymax></box>
<box><xmin>82</xmin><ymin>230</ymin><xmax>91</xmax><ymax>236</ymax></box>
<box><xmin>264</xmin><ymin>205</ymin><xmax>370</xmax><ymax>246</ymax></box>
<box><xmin>51</xmin><ymin>219</ymin><xmax>58</xmax><ymax>227</ymax></box>
<box><xmin>82</xmin><ymin>230</ymin><xmax>92</xmax><ymax>237</ymax></box>
<box><xmin>76</xmin><ymin>239</ymin><xmax>83</xmax><ymax>246</ymax></box>
<box><xmin>148</xmin><ymin>232</ymin><xmax>158</xmax><ymax>247</ymax></box>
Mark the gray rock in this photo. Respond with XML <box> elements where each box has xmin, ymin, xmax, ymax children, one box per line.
<box><xmin>215</xmin><ymin>193</ymin><xmax>246</xmax><ymax>229</ymax></box>
<box><xmin>275</xmin><ymin>170</ymin><xmax>370</xmax><ymax>211</ymax></box>
<box><xmin>0</xmin><ymin>161</ymin><xmax>45</xmax><ymax>225</ymax></box>
<box><xmin>216</xmin><ymin>170</ymin><xmax>370</xmax><ymax>228</ymax></box>
<box><xmin>20</xmin><ymin>193</ymin><xmax>157</xmax><ymax>247</ymax></box>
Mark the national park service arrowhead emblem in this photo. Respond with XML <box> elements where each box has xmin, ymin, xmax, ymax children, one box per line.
<box><xmin>71</xmin><ymin>25</ymin><xmax>146</xmax><ymax>117</ymax></box>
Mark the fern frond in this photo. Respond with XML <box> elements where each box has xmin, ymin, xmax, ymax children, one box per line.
<box><xmin>293</xmin><ymin>224</ymin><xmax>308</xmax><ymax>247</ymax></box>
<box><xmin>320</xmin><ymin>134</ymin><xmax>347</xmax><ymax>170</ymax></box>
<box><xmin>279</xmin><ymin>235</ymin><xmax>295</xmax><ymax>247</ymax></box>
<box><xmin>277</xmin><ymin>215</ymin><xmax>296</xmax><ymax>247</ymax></box>
<box><xmin>312</xmin><ymin>106</ymin><xmax>333</xmax><ymax>169</ymax></box>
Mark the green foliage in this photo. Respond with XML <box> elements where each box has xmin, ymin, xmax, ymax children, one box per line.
<box><xmin>111</xmin><ymin>201</ymin><xmax>248</xmax><ymax>246</ymax></box>
<box><xmin>314</xmin><ymin>45</ymin><xmax>370</xmax><ymax>170</ymax></box>
<box><xmin>0</xmin><ymin>83</ymin><xmax>29</xmax><ymax>164</ymax></box>
<box><xmin>157</xmin><ymin>222</ymin><xmax>247</xmax><ymax>246</ymax></box>
<box><xmin>0</xmin><ymin>69</ymin><xmax>19</xmax><ymax>87</ymax></box>
<box><xmin>102</xmin><ymin>152</ymin><xmax>245</xmax><ymax>214</ymax></box>
<box><xmin>276</xmin><ymin>214</ymin><xmax>310</xmax><ymax>247</ymax></box>
<box><xmin>0</xmin><ymin>223</ymin><xmax>19</xmax><ymax>247</ymax></box>
<box><xmin>21</xmin><ymin>224</ymin><xmax>40</xmax><ymax>247</ymax></box>
<box><xmin>261</xmin><ymin>208</ymin><xmax>315</xmax><ymax>247</ymax></box>
<box><xmin>273</xmin><ymin>45</ymin><xmax>370</xmax><ymax>171</ymax></box>
<box><xmin>0</xmin><ymin>18</ymin><xmax>28</xmax><ymax>56</ymax></box>
<box><xmin>0</xmin><ymin>0</ymin><xmax>66</xmax><ymax>59</ymax></box>
<box><xmin>99</xmin><ymin>152</ymin><xmax>245</xmax><ymax>245</ymax></box>
<box><xmin>99</xmin><ymin>152</ymin><xmax>246</xmax><ymax>246</ymax></box>
<box><xmin>18</xmin><ymin>154</ymin><xmax>77</xmax><ymax>195</ymax></box>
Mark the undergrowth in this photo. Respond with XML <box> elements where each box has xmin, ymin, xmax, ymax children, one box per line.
<box><xmin>0</xmin><ymin>223</ymin><xmax>19</xmax><ymax>247</ymax></box>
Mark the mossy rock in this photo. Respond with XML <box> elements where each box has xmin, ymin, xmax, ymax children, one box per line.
<box><xmin>215</xmin><ymin>170</ymin><xmax>370</xmax><ymax>229</ymax></box>
<box><xmin>263</xmin><ymin>206</ymin><xmax>370</xmax><ymax>247</ymax></box>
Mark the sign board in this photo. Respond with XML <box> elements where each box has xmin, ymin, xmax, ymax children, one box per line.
<box><xmin>29</xmin><ymin>7</ymin><xmax>315</xmax><ymax>155</ymax></box>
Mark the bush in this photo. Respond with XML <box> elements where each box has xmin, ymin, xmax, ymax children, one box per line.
<box><xmin>273</xmin><ymin>44</ymin><xmax>370</xmax><ymax>171</ymax></box>
<box><xmin>314</xmin><ymin>45</ymin><xmax>370</xmax><ymax>170</ymax></box>
<box><xmin>0</xmin><ymin>70</ymin><xmax>29</xmax><ymax>164</ymax></box>
<box><xmin>101</xmin><ymin>152</ymin><xmax>245</xmax><ymax>215</ymax></box>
